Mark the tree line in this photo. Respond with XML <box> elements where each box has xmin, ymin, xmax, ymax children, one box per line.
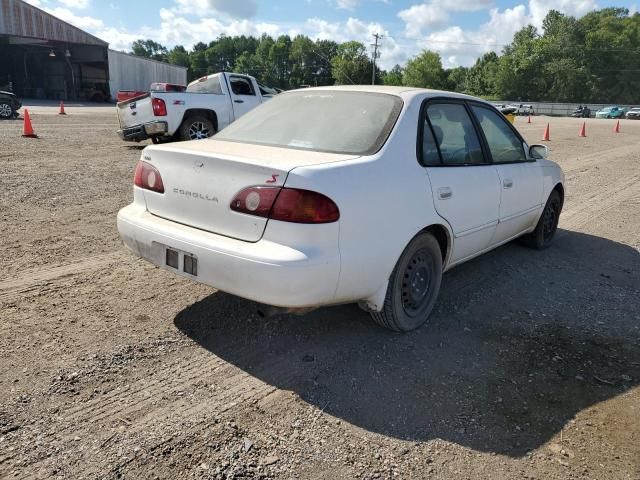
<box><xmin>131</xmin><ymin>7</ymin><xmax>639</xmax><ymax>104</ymax></box>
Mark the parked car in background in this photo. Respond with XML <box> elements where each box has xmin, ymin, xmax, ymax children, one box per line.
<box><xmin>116</xmin><ymin>72</ymin><xmax>270</xmax><ymax>143</ymax></box>
<box><xmin>509</xmin><ymin>104</ymin><xmax>534</xmax><ymax>116</ymax></box>
<box><xmin>117</xmin><ymin>86</ymin><xmax>565</xmax><ymax>332</ymax></box>
<box><xmin>595</xmin><ymin>106</ymin><xmax>626</xmax><ymax>119</ymax></box>
<box><xmin>493</xmin><ymin>104</ymin><xmax>517</xmax><ymax>115</ymax></box>
<box><xmin>0</xmin><ymin>90</ymin><xmax>22</xmax><ymax>119</ymax></box>
<box><xmin>625</xmin><ymin>107</ymin><xmax>640</xmax><ymax>120</ymax></box>
<box><xmin>571</xmin><ymin>106</ymin><xmax>591</xmax><ymax>118</ymax></box>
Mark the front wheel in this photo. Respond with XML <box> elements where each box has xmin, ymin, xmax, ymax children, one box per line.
<box><xmin>520</xmin><ymin>190</ymin><xmax>562</xmax><ymax>250</ymax></box>
<box><xmin>0</xmin><ymin>101</ymin><xmax>14</xmax><ymax>119</ymax></box>
<box><xmin>370</xmin><ymin>233</ymin><xmax>443</xmax><ymax>332</ymax></box>
<box><xmin>179</xmin><ymin>115</ymin><xmax>215</xmax><ymax>141</ymax></box>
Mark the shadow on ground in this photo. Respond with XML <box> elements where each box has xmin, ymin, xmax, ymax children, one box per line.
<box><xmin>174</xmin><ymin>229</ymin><xmax>640</xmax><ymax>457</ymax></box>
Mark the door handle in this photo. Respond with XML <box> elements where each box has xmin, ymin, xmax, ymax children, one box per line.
<box><xmin>438</xmin><ymin>187</ymin><xmax>452</xmax><ymax>199</ymax></box>
<box><xmin>503</xmin><ymin>179</ymin><xmax>513</xmax><ymax>189</ymax></box>
<box><xmin>234</xmin><ymin>99</ymin><xmax>244</xmax><ymax>104</ymax></box>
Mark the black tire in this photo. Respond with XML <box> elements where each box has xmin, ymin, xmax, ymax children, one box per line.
<box><xmin>179</xmin><ymin>115</ymin><xmax>215</xmax><ymax>141</ymax></box>
<box><xmin>370</xmin><ymin>233</ymin><xmax>443</xmax><ymax>332</ymax></box>
<box><xmin>0</xmin><ymin>101</ymin><xmax>14</xmax><ymax>119</ymax></box>
<box><xmin>520</xmin><ymin>190</ymin><xmax>562</xmax><ymax>250</ymax></box>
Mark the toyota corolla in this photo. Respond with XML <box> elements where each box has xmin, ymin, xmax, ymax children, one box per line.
<box><xmin>117</xmin><ymin>86</ymin><xmax>565</xmax><ymax>332</ymax></box>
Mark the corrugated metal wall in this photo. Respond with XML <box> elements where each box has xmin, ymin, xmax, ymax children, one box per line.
<box><xmin>107</xmin><ymin>50</ymin><xmax>188</xmax><ymax>99</ymax></box>
<box><xmin>0</xmin><ymin>0</ymin><xmax>107</xmax><ymax>45</ymax></box>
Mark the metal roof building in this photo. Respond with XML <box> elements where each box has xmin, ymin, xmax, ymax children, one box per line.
<box><xmin>0</xmin><ymin>0</ymin><xmax>187</xmax><ymax>101</ymax></box>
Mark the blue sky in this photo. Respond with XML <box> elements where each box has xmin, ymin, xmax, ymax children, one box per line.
<box><xmin>27</xmin><ymin>0</ymin><xmax>636</xmax><ymax>68</ymax></box>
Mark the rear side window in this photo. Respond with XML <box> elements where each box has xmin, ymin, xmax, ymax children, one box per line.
<box><xmin>230</xmin><ymin>76</ymin><xmax>255</xmax><ymax>96</ymax></box>
<box><xmin>471</xmin><ymin>105</ymin><xmax>526</xmax><ymax>163</ymax></box>
<box><xmin>421</xmin><ymin>118</ymin><xmax>441</xmax><ymax>166</ymax></box>
<box><xmin>186</xmin><ymin>75</ymin><xmax>223</xmax><ymax>94</ymax></box>
<box><xmin>426</xmin><ymin>103</ymin><xmax>485</xmax><ymax>165</ymax></box>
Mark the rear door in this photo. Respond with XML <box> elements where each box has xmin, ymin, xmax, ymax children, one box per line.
<box><xmin>226</xmin><ymin>75</ymin><xmax>262</xmax><ymax>119</ymax></box>
<box><xmin>469</xmin><ymin>104</ymin><xmax>543</xmax><ymax>242</ymax></box>
<box><xmin>421</xmin><ymin>101</ymin><xmax>501</xmax><ymax>264</ymax></box>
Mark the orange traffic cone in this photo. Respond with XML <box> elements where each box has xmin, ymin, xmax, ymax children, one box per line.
<box><xmin>542</xmin><ymin>123</ymin><xmax>550</xmax><ymax>141</ymax></box>
<box><xmin>579</xmin><ymin>121</ymin><xmax>586</xmax><ymax>137</ymax></box>
<box><xmin>527</xmin><ymin>115</ymin><xmax>532</xmax><ymax>124</ymax></box>
<box><xmin>22</xmin><ymin>109</ymin><xmax>38</xmax><ymax>138</ymax></box>
<box><xmin>59</xmin><ymin>101</ymin><xmax>66</xmax><ymax>115</ymax></box>
<box><xmin>614</xmin><ymin>120</ymin><xmax>620</xmax><ymax>133</ymax></box>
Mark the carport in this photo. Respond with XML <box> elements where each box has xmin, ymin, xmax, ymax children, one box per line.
<box><xmin>0</xmin><ymin>0</ymin><xmax>109</xmax><ymax>101</ymax></box>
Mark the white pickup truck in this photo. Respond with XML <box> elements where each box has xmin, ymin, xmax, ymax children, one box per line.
<box><xmin>116</xmin><ymin>72</ymin><xmax>271</xmax><ymax>143</ymax></box>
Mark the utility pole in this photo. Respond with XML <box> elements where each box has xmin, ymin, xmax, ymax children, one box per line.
<box><xmin>371</xmin><ymin>33</ymin><xmax>383</xmax><ymax>85</ymax></box>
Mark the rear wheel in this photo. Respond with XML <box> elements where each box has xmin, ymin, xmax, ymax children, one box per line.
<box><xmin>520</xmin><ymin>190</ymin><xmax>561</xmax><ymax>250</ymax></box>
<box><xmin>0</xmin><ymin>101</ymin><xmax>14</xmax><ymax>119</ymax></box>
<box><xmin>370</xmin><ymin>233</ymin><xmax>443</xmax><ymax>332</ymax></box>
<box><xmin>179</xmin><ymin>115</ymin><xmax>215</xmax><ymax>141</ymax></box>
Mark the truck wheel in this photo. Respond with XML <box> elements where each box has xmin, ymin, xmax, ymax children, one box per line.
<box><xmin>180</xmin><ymin>115</ymin><xmax>215</xmax><ymax>141</ymax></box>
<box><xmin>0</xmin><ymin>101</ymin><xmax>14</xmax><ymax>119</ymax></box>
<box><xmin>370</xmin><ymin>232</ymin><xmax>443</xmax><ymax>332</ymax></box>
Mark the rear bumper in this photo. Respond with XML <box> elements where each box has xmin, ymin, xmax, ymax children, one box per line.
<box><xmin>117</xmin><ymin>204</ymin><xmax>340</xmax><ymax>308</ymax></box>
<box><xmin>117</xmin><ymin>120</ymin><xmax>168</xmax><ymax>142</ymax></box>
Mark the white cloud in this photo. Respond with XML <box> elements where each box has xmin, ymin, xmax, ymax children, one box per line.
<box><xmin>58</xmin><ymin>0</ymin><xmax>90</xmax><ymax>9</ymax></box>
<box><xmin>398</xmin><ymin>0</ymin><xmax>599</xmax><ymax>67</ymax></box>
<box><xmin>23</xmin><ymin>0</ymin><xmax>43</xmax><ymax>6</ymax></box>
<box><xmin>304</xmin><ymin>17</ymin><xmax>405</xmax><ymax>69</ymax></box>
<box><xmin>44</xmin><ymin>7</ymin><xmax>103</xmax><ymax>30</ymax></box>
<box><xmin>398</xmin><ymin>4</ymin><xmax>449</xmax><ymax>38</ymax></box>
<box><xmin>528</xmin><ymin>0</ymin><xmax>597</xmax><ymax>28</ymax></box>
<box><xmin>416</xmin><ymin>5</ymin><xmax>529</xmax><ymax>67</ymax></box>
<box><xmin>439</xmin><ymin>0</ymin><xmax>494</xmax><ymax>11</ymax></box>
<box><xmin>336</xmin><ymin>0</ymin><xmax>360</xmax><ymax>10</ymax></box>
<box><xmin>173</xmin><ymin>0</ymin><xmax>258</xmax><ymax>18</ymax></box>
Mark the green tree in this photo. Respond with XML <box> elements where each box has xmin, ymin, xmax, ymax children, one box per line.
<box><xmin>403</xmin><ymin>50</ymin><xmax>446</xmax><ymax>89</ymax></box>
<box><xmin>381</xmin><ymin>64</ymin><xmax>404</xmax><ymax>86</ymax></box>
<box><xmin>466</xmin><ymin>52</ymin><xmax>500</xmax><ymax>97</ymax></box>
<box><xmin>445</xmin><ymin>66</ymin><xmax>468</xmax><ymax>92</ymax></box>
<box><xmin>131</xmin><ymin>39</ymin><xmax>168</xmax><ymax>62</ymax></box>
<box><xmin>331</xmin><ymin>41</ymin><xmax>372</xmax><ymax>85</ymax></box>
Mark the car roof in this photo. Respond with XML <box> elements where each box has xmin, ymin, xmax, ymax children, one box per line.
<box><xmin>290</xmin><ymin>85</ymin><xmax>491</xmax><ymax>105</ymax></box>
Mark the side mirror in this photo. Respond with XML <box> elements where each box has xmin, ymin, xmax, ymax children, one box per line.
<box><xmin>529</xmin><ymin>144</ymin><xmax>548</xmax><ymax>160</ymax></box>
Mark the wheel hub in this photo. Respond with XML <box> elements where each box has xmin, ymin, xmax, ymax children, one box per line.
<box><xmin>189</xmin><ymin>122</ymin><xmax>210</xmax><ymax>140</ymax></box>
<box><xmin>401</xmin><ymin>250</ymin><xmax>432</xmax><ymax>316</ymax></box>
<box><xmin>0</xmin><ymin>104</ymin><xmax>11</xmax><ymax>117</ymax></box>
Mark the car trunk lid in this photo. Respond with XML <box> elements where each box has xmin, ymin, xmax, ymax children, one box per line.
<box><xmin>141</xmin><ymin>140</ymin><xmax>358</xmax><ymax>242</ymax></box>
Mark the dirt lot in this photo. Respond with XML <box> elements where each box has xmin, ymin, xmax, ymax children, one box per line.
<box><xmin>1</xmin><ymin>111</ymin><xmax>639</xmax><ymax>480</ymax></box>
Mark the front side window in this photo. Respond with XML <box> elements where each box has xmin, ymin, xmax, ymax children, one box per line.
<box><xmin>426</xmin><ymin>103</ymin><xmax>485</xmax><ymax>165</ymax></box>
<box><xmin>471</xmin><ymin>105</ymin><xmax>526</xmax><ymax>163</ymax></box>
<box><xmin>230</xmin><ymin>76</ymin><xmax>255</xmax><ymax>96</ymax></box>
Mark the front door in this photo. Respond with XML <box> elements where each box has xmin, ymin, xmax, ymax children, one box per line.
<box><xmin>227</xmin><ymin>75</ymin><xmax>261</xmax><ymax>119</ymax></box>
<box><xmin>469</xmin><ymin>104</ymin><xmax>543</xmax><ymax>242</ymax></box>
<box><xmin>421</xmin><ymin>102</ymin><xmax>501</xmax><ymax>264</ymax></box>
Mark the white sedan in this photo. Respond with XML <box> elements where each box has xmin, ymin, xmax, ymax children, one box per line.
<box><xmin>117</xmin><ymin>86</ymin><xmax>565</xmax><ymax>332</ymax></box>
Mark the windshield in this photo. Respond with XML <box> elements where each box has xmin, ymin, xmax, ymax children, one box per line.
<box><xmin>215</xmin><ymin>90</ymin><xmax>403</xmax><ymax>155</ymax></box>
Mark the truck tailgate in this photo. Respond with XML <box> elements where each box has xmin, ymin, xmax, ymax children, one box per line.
<box><xmin>117</xmin><ymin>94</ymin><xmax>153</xmax><ymax>129</ymax></box>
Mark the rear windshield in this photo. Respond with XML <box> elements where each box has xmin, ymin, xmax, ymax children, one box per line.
<box><xmin>215</xmin><ymin>90</ymin><xmax>403</xmax><ymax>155</ymax></box>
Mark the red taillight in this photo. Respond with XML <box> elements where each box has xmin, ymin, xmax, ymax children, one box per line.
<box><xmin>230</xmin><ymin>186</ymin><xmax>339</xmax><ymax>224</ymax></box>
<box><xmin>152</xmin><ymin>97</ymin><xmax>167</xmax><ymax>116</ymax></box>
<box><xmin>134</xmin><ymin>161</ymin><xmax>164</xmax><ymax>193</ymax></box>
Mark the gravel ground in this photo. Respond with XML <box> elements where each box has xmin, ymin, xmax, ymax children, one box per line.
<box><xmin>0</xmin><ymin>112</ymin><xmax>639</xmax><ymax>480</ymax></box>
